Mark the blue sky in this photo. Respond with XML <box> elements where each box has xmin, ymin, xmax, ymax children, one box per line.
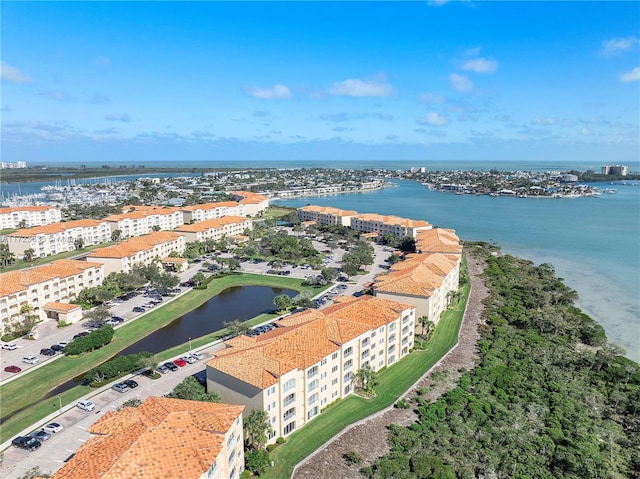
<box><xmin>1</xmin><ymin>1</ymin><xmax>639</xmax><ymax>164</ymax></box>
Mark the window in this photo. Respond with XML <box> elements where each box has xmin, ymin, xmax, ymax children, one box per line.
<box><xmin>267</xmin><ymin>385</ymin><xmax>276</xmax><ymax>396</ymax></box>
<box><xmin>343</xmin><ymin>359</ymin><xmax>352</xmax><ymax>371</ymax></box>
<box><xmin>331</xmin><ymin>365</ymin><xmax>338</xmax><ymax>373</ymax></box>
<box><xmin>230</xmin><ymin>467</ymin><xmax>237</xmax><ymax>479</ymax></box>
<box><xmin>307</xmin><ymin>406</ymin><xmax>319</xmax><ymax>420</ymax></box>
<box><xmin>332</xmin><ymin>352</ymin><xmax>338</xmax><ymax>360</ymax></box>
<box><xmin>379</xmin><ymin>326</ymin><xmax>385</xmax><ymax>333</ymax></box>
<box><xmin>344</xmin><ymin>372</ymin><xmax>352</xmax><ymax>383</ymax></box>
<box><xmin>307</xmin><ymin>366</ymin><xmax>318</xmax><ymax>379</ymax></box>
<box><xmin>362</xmin><ymin>338</ymin><xmax>369</xmax><ymax>347</ymax></box>
<box><xmin>307</xmin><ymin>379</ymin><xmax>318</xmax><ymax>392</ymax></box>
<box><xmin>344</xmin><ymin>384</ymin><xmax>351</xmax><ymax>395</ymax></box>
<box><xmin>371</xmin><ymin>331</ymin><xmax>376</xmax><ymax>338</ymax></box>
<box><xmin>361</xmin><ymin>349</ymin><xmax>369</xmax><ymax>359</ymax></box>
<box><xmin>284</xmin><ymin>421</ymin><xmax>296</xmax><ymax>435</ymax></box>
<box><xmin>389</xmin><ymin>356</ymin><xmax>396</xmax><ymax>364</ymax></box>
<box><xmin>283</xmin><ymin>408</ymin><xmax>295</xmax><ymax>422</ymax></box>
<box><xmin>227</xmin><ymin>432</ymin><xmax>235</xmax><ymax>450</ymax></box>
<box><xmin>228</xmin><ymin>449</ymin><xmax>236</xmax><ymax>467</ymax></box>
<box><xmin>388</xmin><ymin>334</ymin><xmax>396</xmax><ymax>344</ymax></box>
<box><xmin>402</xmin><ymin>336</ymin><xmax>409</xmax><ymax>345</ymax></box>
<box><xmin>270</xmin><ymin>416</ymin><xmax>277</xmax><ymax>425</ymax></box>
<box><xmin>321</xmin><ymin>371</ymin><xmax>327</xmax><ymax>379</ymax></box>
<box><xmin>321</xmin><ymin>385</ymin><xmax>327</xmax><ymax>392</ymax></box>
<box><xmin>402</xmin><ymin>315</ymin><xmax>409</xmax><ymax>324</ymax></box>
<box><xmin>389</xmin><ymin>323</ymin><xmax>396</xmax><ymax>332</ymax></box>
<box><xmin>308</xmin><ymin>393</ymin><xmax>318</xmax><ymax>406</ymax></box>
<box><xmin>388</xmin><ymin>344</ymin><xmax>396</xmax><ymax>354</ymax></box>
<box><xmin>332</xmin><ymin>378</ymin><xmax>338</xmax><ymax>386</ymax></box>
<box><xmin>321</xmin><ymin>358</ymin><xmax>327</xmax><ymax>366</ymax></box>
<box><xmin>402</xmin><ymin>346</ymin><xmax>408</xmax><ymax>355</ymax></box>
<box><xmin>283</xmin><ymin>378</ymin><xmax>295</xmax><ymax>393</ymax></box>
<box><xmin>402</xmin><ymin>326</ymin><xmax>410</xmax><ymax>335</ymax></box>
<box><xmin>207</xmin><ymin>461</ymin><xmax>218</xmax><ymax>479</ymax></box>
<box><xmin>344</xmin><ymin>346</ymin><xmax>353</xmax><ymax>357</ymax></box>
<box><xmin>283</xmin><ymin>393</ymin><xmax>295</xmax><ymax>407</ymax></box>
<box><xmin>332</xmin><ymin>391</ymin><xmax>338</xmax><ymax>398</ymax></box>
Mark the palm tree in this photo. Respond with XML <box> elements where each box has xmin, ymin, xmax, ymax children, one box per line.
<box><xmin>243</xmin><ymin>409</ymin><xmax>272</xmax><ymax>451</ymax></box>
<box><xmin>23</xmin><ymin>248</ymin><xmax>35</xmax><ymax>262</ymax></box>
<box><xmin>418</xmin><ymin>316</ymin><xmax>435</xmax><ymax>348</ymax></box>
<box><xmin>74</xmin><ymin>237</ymin><xmax>85</xmax><ymax>250</ymax></box>
<box><xmin>111</xmin><ymin>229</ymin><xmax>122</xmax><ymax>242</ymax></box>
<box><xmin>0</xmin><ymin>243</ymin><xmax>15</xmax><ymax>267</ymax></box>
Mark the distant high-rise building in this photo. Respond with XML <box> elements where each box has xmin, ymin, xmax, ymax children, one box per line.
<box><xmin>410</xmin><ymin>167</ymin><xmax>426</xmax><ymax>173</ymax></box>
<box><xmin>601</xmin><ymin>165</ymin><xmax>628</xmax><ymax>176</ymax></box>
<box><xmin>0</xmin><ymin>161</ymin><xmax>26</xmax><ymax>169</ymax></box>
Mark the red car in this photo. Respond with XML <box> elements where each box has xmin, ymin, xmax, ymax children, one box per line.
<box><xmin>173</xmin><ymin>358</ymin><xmax>187</xmax><ymax>367</ymax></box>
<box><xmin>4</xmin><ymin>365</ymin><xmax>22</xmax><ymax>373</ymax></box>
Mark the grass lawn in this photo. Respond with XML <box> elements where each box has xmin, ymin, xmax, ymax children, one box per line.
<box><xmin>262</xmin><ymin>206</ymin><xmax>295</xmax><ymax>219</ymax></box>
<box><xmin>0</xmin><ymin>242</ymin><xmax>117</xmax><ymax>273</ymax></box>
<box><xmin>263</xmin><ymin>280</ymin><xmax>470</xmax><ymax>479</ymax></box>
<box><xmin>0</xmin><ymin>273</ymin><xmax>324</xmax><ymax>443</ymax></box>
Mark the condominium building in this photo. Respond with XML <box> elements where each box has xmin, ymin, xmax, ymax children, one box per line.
<box><xmin>104</xmin><ymin>208</ymin><xmax>184</xmax><ymax>238</ymax></box>
<box><xmin>87</xmin><ymin>232</ymin><xmax>185</xmax><ymax>275</ymax></box>
<box><xmin>48</xmin><ymin>397</ymin><xmax>245</xmax><ymax>479</ymax></box>
<box><xmin>206</xmin><ymin>295</ymin><xmax>415</xmax><ymax>442</ymax></box>
<box><xmin>0</xmin><ymin>259</ymin><xmax>103</xmax><ymax>332</ymax></box>
<box><xmin>0</xmin><ymin>206</ymin><xmax>61</xmax><ymax>229</ymax></box>
<box><xmin>5</xmin><ymin>219</ymin><xmax>111</xmax><ymax>258</ymax></box>
<box><xmin>350</xmin><ymin>213</ymin><xmax>432</xmax><ymax>241</ymax></box>
<box><xmin>373</xmin><ymin>228</ymin><xmax>462</xmax><ymax>325</ymax></box>
<box><xmin>180</xmin><ymin>201</ymin><xmax>246</xmax><ymax>224</ymax></box>
<box><xmin>296</xmin><ymin>205</ymin><xmax>358</xmax><ymax>227</ymax></box>
<box><xmin>175</xmin><ymin>216</ymin><xmax>252</xmax><ymax>244</ymax></box>
<box><xmin>229</xmin><ymin>191</ymin><xmax>269</xmax><ymax>216</ymax></box>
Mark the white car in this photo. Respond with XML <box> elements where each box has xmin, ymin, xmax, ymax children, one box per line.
<box><xmin>58</xmin><ymin>341</ymin><xmax>71</xmax><ymax>347</ymax></box>
<box><xmin>42</xmin><ymin>422</ymin><xmax>64</xmax><ymax>434</ymax></box>
<box><xmin>77</xmin><ymin>400</ymin><xmax>96</xmax><ymax>412</ymax></box>
<box><xmin>22</xmin><ymin>356</ymin><xmax>39</xmax><ymax>365</ymax></box>
<box><xmin>191</xmin><ymin>351</ymin><xmax>205</xmax><ymax>361</ymax></box>
<box><xmin>1</xmin><ymin>343</ymin><xmax>17</xmax><ymax>350</ymax></box>
<box><xmin>181</xmin><ymin>354</ymin><xmax>197</xmax><ymax>364</ymax></box>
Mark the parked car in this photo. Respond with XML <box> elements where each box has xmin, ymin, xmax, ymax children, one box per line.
<box><xmin>12</xmin><ymin>436</ymin><xmax>41</xmax><ymax>451</ymax></box>
<box><xmin>157</xmin><ymin>364</ymin><xmax>170</xmax><ymax>374</ymax></box>
<box><xmin>163</xmin><ymin>361</ymin><xmax>178</xmax><ymax>372</ymax></box>
<box><xmin>40</xmin><ymin>348</ymin><xmax>56</xmax><ymax>356</ymax></box>
<box><xmin>50</xmin><ymin>344</ymin><xmax>65</xmax><ymax>352</ymax></box>
<box><xmin>181</xmin><ymin>354</ymin><xmax>196</xmax><ymax>364</ymax></box>
<box><xmin>42</xmin><ymin>422</ymin><xmax>64</xmax><ymax>434</ymax></box>
<box><xmin>22</xmin><ymin>356</ymin><xmax>39</xmax><ymax>364</ymax></box>
<box><xmin>29</xmin><ymin>430</ymin><xmax>51</xmax><ymax>442</ymax></box>
<box><xmin>77</xmin><ymin>400</ymin><xmax>96</xmax><ymax>412</ymax></box>
<box><xmin>173</xmin><ymin>358</ymin><xmax>187</xmax><ymax>367</ymax></box>
<box><xmin>132</xmin><ymin>306</ymin><xmax>145</xmax><ymax>313</ymax></box>
<box><xmin>191</xmin><ymin>351</ymin><xmax>205</xmax><ymax>361</ymax></box>
<box><xmin>58</xmin><ymin>341</ymin><xmax>71</xmax><ymax>347</ymax></box>
<box><xmin>1</xmin><ymin>343</ymin><xmax>17</xmax><ymax>350</ymax></box>
<box><xmin>124</xmin><ymin>379</ymin><xmax>138</xmax><ymax>388</ymax></box>
<box><xmin>4</xmin><ymin>365</ymin><xmax>21</xmax><ymax>373</ymax></box>
<box><xmin>111</xmin><ymin>383</ymin><xmax>129</xmax><ymax>393</ymax></box>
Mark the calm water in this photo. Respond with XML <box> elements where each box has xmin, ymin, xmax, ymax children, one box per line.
<box><xmin>275</xmin><ymin>180</ymin><xmax>640</xmax><ymax>362</ymax></box>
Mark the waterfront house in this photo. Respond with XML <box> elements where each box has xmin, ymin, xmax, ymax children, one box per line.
<box><xmin>0</xmin><ymin>205</ymin><xmax>62</xmax><ymax>229</ymax></box>
<box><xmin>206</xmin><ymin>295</ymin><xmax>415</xmax><ymax>442</ymax></box>
<box><xmin>229</xmin><ymin>191</ymin><xmax>269</xmax><ymax>216</ymax></box>
<box><xmin>5</xmin><ymin>219</ymin><xmax>112</xmax><ymax>258</ymax></box>
<box><xmin>296</xmin><ymin>205</ymin><xmax>358</xmax><ymax>227</ymax></box>
<box><xmin>46</xmin><ymin>397</ymin><xmax>245</xmax><ymax>479</ymax></box>
<box><xmin>104</xmin><ymin>208</ymin><xmax>184</xmax><ymax>238</ymax></box>
<box><xmin>180</xmin><ymin>201</ymin><xmax>246</xmax><ymax>223</ymax></box>
<box><xmin>86</xmin><ymin>231</ymin><xmax>185</xmax><ymax>276</ymax></box>
<box><xmin>350</xmin><ymin>213</ymin><xmax>432</xmax><ymax>241</ymax></box>
<box><xmin>175</xmin><ymin>216</ymin><xmax>252</xmax><ymax>244</ymax></box>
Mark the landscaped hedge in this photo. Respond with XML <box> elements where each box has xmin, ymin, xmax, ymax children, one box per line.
<box><xmin>64</xmin><ymin>326</ymin><xmax>114</xmax><ymax>356</ymax></box>
<box><xmin>85</xmin><ymin>351</ymin><xmax>153</xmax><ymax>385</ymax></box>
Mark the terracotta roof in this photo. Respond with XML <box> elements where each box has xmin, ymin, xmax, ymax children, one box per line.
<box><xmin>120</xmin><ymin>205</ymin><xmax>175</xmax><ymax>214</ymax></box>
<box><xmin>106</xmin><ymin>208</ymin><xmax>180</xmax><ymax>222</ymax></box>
<box><xmin>161</xmin><ymin>257</ymin><xmax>187</xmax><ymax>263</ymax></box>
<box><xmin>87</xmin><ymin>232</ymin><xmax>183</xmax><ymax>259</ymax></box>
<box><xmin>374</xmin><ymin>252</ymin><xmax>459</xmax><ymax>297</ymax></box>
<box><xmin>0</xmin><ymin>206</ymin><xmax>59</xmax><ymax>214</ymax></box>
<box><xmin>175</xmin><ymin>216</ymin><xmax>249</xmax><ymax>233</ymax></box>
<box><xmin>50</xmin><ymin>397</ymin><xmax>244</xmax><ymax>479</ymax></box>
<box><xmin>231</xmin><ymin>191</ymin><xmax>268</xmax><ymax>204</ymax></box>
<box><xmin>43</xmin><ymin>302</ymin><xmax>81</xmax><ymax>312</ymax></box>
<box><xmin>207</xmin><ymin>297</ymin><xmax>413</xmax><ymax>389</ymax></box>
<box><xmin>352</xmin><ymin>213</ymin><xmax>431</xmax><ymax>229</ymax></box>
<box><xmin>0</xmin><ymin>260</ymin><xmax>103</xmax><ymax>296</ymax></box>
<box><xmin>415</xmin><ymin>228</ymin><xmax>462</xmax><ymax>254</ymax></box>
<box><xmin>298</xmin><ymin>205</ymin><xmax>358</xmax><ymax>216</ymax></box>
<box><xmin>180</xmin><ymin>201</ymin><xmax>239</xmax><ymax>212</ymax></box>
<box><xmin>9</xmin><ymin>219</ymin><xmax>106</xmax><ymax>237</ymax></box>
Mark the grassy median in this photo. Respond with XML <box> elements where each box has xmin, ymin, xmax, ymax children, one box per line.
<box><xmin>263</xmin><ymin>280</ymin><xmax>470</xmax><ymax>479</ymax></box>
<box><xmin>0</xmin><ymin>273</ymin><xmax>320</xmax><ymax>444</ymax></box>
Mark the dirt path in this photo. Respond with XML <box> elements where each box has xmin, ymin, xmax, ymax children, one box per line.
<box><xmin>293</xmin><ymin>251</ymin><xmax>488</xmax><ymax>479</ymax></box>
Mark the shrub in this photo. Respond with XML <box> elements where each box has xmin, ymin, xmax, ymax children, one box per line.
<box><xmin>1</xmin><ymin>334</ymin><xmax>15</xmax><ymax>342</ymax></box>
<box><xmin>266</xmin><ymin>444</ymin><xmax>275</xmax><ymax>452</ymax></box>
<box><xmin>65</xmin><ymin>326</ymin><xmax>114</xmax><ymax>356</ymax></box>
<box><xmin>395</xmin><ymin>398</ymin><xmax>410</xmax><ymax>409</ymax></box>
<box><xmin>276</xmin><ymin>437</ymin><xmax>285</xmax><ymax>445</ymax></box>
<box><xmin>85</xmin><ymin>351</ymin><xmax>153</xmax><ymax>385</ymax></box>
<box><xmin>344</xmin><ymin>451</ymin><xmax>364</xmax><ymax>465</ymax></box>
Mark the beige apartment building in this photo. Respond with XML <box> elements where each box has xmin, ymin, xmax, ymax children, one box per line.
<box><xmin>104</xmin><ymin>208</ymin><xmax>184</xmax><ymax>238</ymax></box>
<box><xmin>206</xmin><ymin>295</ymin><xmax>415</xmax><ymax>442</ymax></box>
<box><xmin>86</xmin><ymin>231</ymin><xmax>185</xmax><ymax>275</ymax></box>
<box><xmin>48</xmin><ymin>397</ymin><xmax>245</xmax><ymax>479</ymax></box>
<box><xmin>5</xmin><ymin>219</ymin><xmax>112</xmax><ymax>258</ymax></box>
<box><xmin>296</xmin><ymin>205</ymin><xmax>358</xmax><ymax>227</ymax></box>
<box><xmin>175</xmin><ymin>216</ymin><xmax>252</xmax><ymax>243</ymax></box>
<box><xmin>373</xmin><ymin>228</ymin><xmax>462</xmax><ymax>325</ymax></box>
<box><xmin>350</xmin><ymin>213</ymin><xmax>432</xmax><ymax>241</ymax></box>
<box><xmin>0</xmin><ymin>206</ymin><xmax>62</xmax><ymax>229</ymax></box>
<box><xmin>230</xmin><ymin>191</ymin><xmax>269</xmax><ymax>216</ymax></box>
<box><xmin>0</xmin><ymin>259</ymin><xmax>103</xmax><ymax>332</ymax></box>
<box><xmin>180</xmin><ymin>201</ymin><xmax>246</xmax><ymax>223</ymax></box>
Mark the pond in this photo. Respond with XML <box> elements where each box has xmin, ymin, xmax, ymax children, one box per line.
<box><xmin>43</xmin><ymin>285</ymin><xmax>296</xmax><ymax>399</ymax></box>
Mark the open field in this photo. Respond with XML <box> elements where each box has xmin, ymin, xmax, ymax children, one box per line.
<box><xmin>0</xmin><ymin>242</ymin><xmax>117</xmax><ymax>274</ymax></box>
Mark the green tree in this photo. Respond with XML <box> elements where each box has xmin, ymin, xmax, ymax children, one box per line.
<box><xmin>83</xmin><ymin>305</ymin><xmax>112</xmax><ymax>326</ymax></box>
<box><xmin>243</xmin><ymin>409</ymin><xmax>273</xmax><ymax>451</ymax></box>
<box><xmin>321</xmin><ymin>267</ymin><xmax>338</xmax><ymax>282</ymax></box>
<box><xmin>150</xmin><ymin>272</ymin><xmax>179</xmax><ymax>293</ymax></box>
<box><xmin>191</xmin><ymin>272</ymin><xmax>206</xmax><ymax>286</ymax></box>
<box><xmin>273</xmin><ymin>294</ymin><xmax>293</xmax><ymax>312</ymax></box>
<box><xmin>224</xmin><ymin>319</ymin><xmax>251</xmax><ymax>337</ymax></box>
<box><xmin>171</xmin><ymin>376</ymin><xmax>221</xmax><ymax>402</ymax></box>
<box><xmin>152</xmin><ymin>225</ymin><xmax>161</xmax><ymax>232</ymax></box>
<box><xmin>18</xmin><ymin>219</ymin><xmax>27</xmax><ymax>229</ymax></box>
<box><xmin>23</xmin><ymin>248</ymin><xmax>35</xmax><ymax>262</ymax></box>
<box><xmin>111</xmin><ymin>229</ymin><xmax>122</xmax><ymax>242</ymax></box>
<box><xmin>418</xmin><ymin>316</ymin><xmax>435</xmax><ymax>347</ymax></box>
<box><xmin>74</xmin><ymin>237</ymin><xmax>85</xmax><ymax>249</ymax></box>
<box><xmin>0</xmin><ymin>243</ymin><xmax>16</xmax><ymax>267</ymax></box>
<box><xmin>245</xmin><ymin>449</ymin><xmax>271</xmax><ymax>476</ymax></box>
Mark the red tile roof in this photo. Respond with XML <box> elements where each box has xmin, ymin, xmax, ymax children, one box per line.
<box><xmin>0</xmin><ymin>260</ymin><xmax>102</xmax><ymax>296</ymax></box>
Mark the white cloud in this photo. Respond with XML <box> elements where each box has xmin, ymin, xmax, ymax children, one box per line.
<box><xmin>600</xmin><ymin>36</ymin><xmax>638</xmax><ymax>58</ymax></box>
<box><xmin>1</xmin><ymin>62</ymin><xmax>33</xmax><ymax>84</ymax></box>
<box><xmin>449</xmin><ymin>73</ymin><xmax>473</xmax><ymax>92</ymax></box>
<box><xmin>418</xmin><ymin>112</ymin><xmax>450</xmax><ymax>126</ymax></box>
<box><xmin>419</xmin><ymin>93</ymin><xmax>445</xmax><ymax>104</ymax></box>
<box><xmin>105</xmin><ymin>113</ymin><xmax>131</xmax><ymax>122</ymax></box>
<box><xmin>462</xmin><ymin>58</ymin><xmax>498</xmax><ymax>73</ymax></box>
<box><xmin>328</xmin><ymin>78</ymin><xmax>393</xmax><ymax>97</ymax></box>
<box><xmin>531</xmin><ymin>117</ymin><xmax>558</xmax><ymax>126</ymax></box>
<box><xmin>579</xmin><ymin>127</ymin><xmax>593</xmax><ymax>136</ymax></box>
<box><xmin>428</xmin><ymin>0</ymin><xmax>449</xmax><ymax>6</ymax></box>
<box><xmin>40</xmin><ymin>90</ymin><xmax>72</xmax><ymax>101</ymax></box>
<box><xmin>246</xmin><ymin>84</ymin><xmax>291</xmax><ymax>100</ymax></box>
<box><xmin>620</xmin><ymin>67</ymin><xmax>640</xmax><ymax>83</ymax></box>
